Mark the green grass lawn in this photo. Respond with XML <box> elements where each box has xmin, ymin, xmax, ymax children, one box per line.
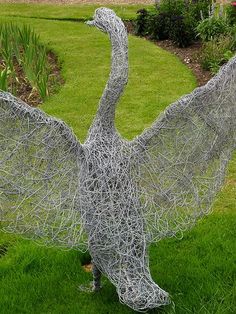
<box><xmin>0</xmin><ymin>3</ymin><xmax>151</xmax><ymax>20</ymax></box>
<box><xmin>0</xmin><ymin>4</ymin><xmax>235</xmax><ymax>314</ymax></box>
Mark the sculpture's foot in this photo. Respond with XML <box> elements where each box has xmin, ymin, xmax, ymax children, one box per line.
<box><xmin>92</xmin><ymin>262</ymin><xmax>102</xmax><ymax>292</ymax></box>
<box><xmin>92</xmin><ymin>284</ymin><xmax>102</xmax><ymax>292</ymax></box>
<box><xmin>117</xmin><ymin>276</ymin><xmax>170</xmax><ymax>311</ymax></box>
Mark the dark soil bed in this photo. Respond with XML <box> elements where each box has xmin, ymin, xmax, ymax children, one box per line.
<box><xmin>156</xmin><ymin>39</ymin><xmax>213</xmax><ymax>87</ymax></box>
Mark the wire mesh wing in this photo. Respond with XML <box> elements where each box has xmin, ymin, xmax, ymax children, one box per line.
<box><xmin>0</xmin><ymin>91</ymin><xmax>87</xmax><ymax>249</ymax></box>
<box><xmin>132</xmin><ymin>56</ymin><xmax>236</xmax><ymax>242</ymax></box>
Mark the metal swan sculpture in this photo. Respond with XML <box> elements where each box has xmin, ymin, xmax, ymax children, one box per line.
<box><xmin>1</xmin><ymin>7</ymin><xmax>236</xmax><ymax>312</ymax></box>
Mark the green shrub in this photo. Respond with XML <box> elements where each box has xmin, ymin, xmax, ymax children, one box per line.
<box><xmin>157</xmin><ymin>0</ymin><xmax>186</xmax><ymax>16</ymax></box>
<box><xmin>157</xmin><ymin>0</ymin><xmax>196</xmax><ymax>45</ymax></box>
<box><xmin>196</xmin><ymin>16</ymin><xmax>230</xmax><ymax>41</ymax></box>
<box><xmin>135</xmin><ymin>1</ymin><xmax>232</xmax><ymax>47</ymax></box>
<box><xmin>169</xmin><ymin>13</ymin><xmax>196</xmax><ymax>47</ymax></box>
<box><xmin>135</xmin><ymin>0</ymin><xmax>200</xmax><ymax>46</ymax></box>
<box><xmin>188</xmin><ymin>0</ymin><xmax>212</xmax><ymax>22</ymax></box>
<box><xmin>199</xmin><ymin>34</ymin><xmax>236</xmax><ymax>74</ymax></box>
<box><xmin>226</xmin><ymin>3</ymin><xmax>236</xmax><ymax>25</ymax></box>
<box><xmin>135</xmin><ymin>8</ymin><xmax>150</xmax><ymax>36</ymax></box>
<box><xmin>147</xmin><ymin>12</ymin><xmax>171</xmax><ymax>40</ymax></box>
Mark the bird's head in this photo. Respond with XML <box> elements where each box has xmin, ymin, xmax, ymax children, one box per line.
<box><xmin>86</xmin><ymin>8</ymin><xmax>125</xmax><ymax>35</ymax></box>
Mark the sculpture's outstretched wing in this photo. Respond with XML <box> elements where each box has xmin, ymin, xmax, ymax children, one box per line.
<box><xmin>132</xmin><ymin>56</ymin><xmax>236</xmax><ymax>242</ymax></box>
<box><xmin>0</xmin><ymin>92</ymin><xmax>87</xmax><ymax>250</ymax></box>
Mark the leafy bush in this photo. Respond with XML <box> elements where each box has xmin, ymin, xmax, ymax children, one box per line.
<box><xmin>199</xmin><ymin>34</ymin><xmax>236</xmax><ymax>74</ymax></box>
<box><xmin>135</xmin><ymin>9</ymin><xmax>150</xmax><ymax>36</ymax></box>
<box><xmin>169</xmin><ymin>13</ymin><xmax>196</xmax><ymax>47</ymax></box>
<box><xmin>147</xmin><ymin>12</ymin><xmax>171</xmax><ymax>40</ymax></box>
<box><xmin>196</xmin><ymin>16</ymin><xmax>230</xmax><ymax>41</ymax></box>
<box><xmin>135</xmin><ymin>0</ymin><xmax>202</xmax><ymax>46</ymax></box>
<box><xmin>156</xmin><ymin>0</ymin><xmax>186</xmax><ymax>16</ymax></box>
<box><xmin>196</xmin><ymin>2</ymin><xmax>236</xmax><ymax>74</ymax></box>
<box><xmin>188</xmin><ymin>0</ymin><xmax>212</xmax><ymax>22</ymax></box>
<box><xmin>226</xmin><ymin>2</ymin><xmax>236</xmax><ymax>25</ymax></box>
<box><xmin>135</xmin><ymin>1</ymin><xmax>234</xmax><ymax>48</ymax></box>
<box><xmin>156</xmin><ymin>0</ymin><xmax>196</xmax><ymax>46</ymax></box>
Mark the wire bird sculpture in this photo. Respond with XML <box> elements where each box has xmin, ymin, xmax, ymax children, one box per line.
<box><xmin>0</xmin><ymin>7</ymin><xmax>236</xmax><ymax>312</ymax></box>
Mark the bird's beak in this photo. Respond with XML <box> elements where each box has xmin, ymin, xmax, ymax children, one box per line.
<box><xmin>86</xmin><ymin>20</ymin><xmax>96</xmax><ymax>27</ymax></box>
<box><xmin>86</xmin><ymin>18</ymin><xmax>106</xmax><ymax>33</ymax></box>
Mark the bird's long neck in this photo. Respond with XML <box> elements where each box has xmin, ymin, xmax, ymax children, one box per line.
<box><xmin>88</xmin><ymin>28</ymin><xmax>128</xmax><ymax>140</ymax></box>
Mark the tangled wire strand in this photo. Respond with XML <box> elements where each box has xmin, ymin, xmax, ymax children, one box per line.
<box><xmin>1</xmin><ymin>7</ymin><xmax>236</xmax><ymax>312</ymax></box>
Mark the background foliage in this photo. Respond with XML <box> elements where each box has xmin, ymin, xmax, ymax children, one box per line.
<box><xmin>136</xmin><ymin>0</ymin><xmax>236</xmax><ymax>72</ymax></box>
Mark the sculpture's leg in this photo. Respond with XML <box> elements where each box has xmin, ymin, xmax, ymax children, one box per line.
<box><xmin>92</xmin><ymin>262</ymin><xmax>102</xmax><ymax>291</ymax></box>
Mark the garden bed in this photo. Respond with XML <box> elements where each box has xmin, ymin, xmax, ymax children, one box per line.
<box><xmin>125</xmin><ymin>21</ymin><xmax>212</xmax><ymax>87</ymax></box>
<box><xmin>156</xmin><ymin>40</ymin><xmax>212</xmax><ymax>86</ymax></box>
<box><xmin>0</xmin><ymin>51</ymin><xmax>63</xmax><ymax>106</ymax></box>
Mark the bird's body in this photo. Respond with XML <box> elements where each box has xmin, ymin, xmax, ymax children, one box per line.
<box><xmin>81</xmin><ymin>134</ymin><xmax>169</xmax><ymax>309</ymax></box>
<box><xmin>0</xmin><ymin>7</ymin><xmax>236</xmax><ymax>312</ymax></box>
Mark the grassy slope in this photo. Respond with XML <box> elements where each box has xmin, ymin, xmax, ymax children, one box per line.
<box><xmin>0</xmin><ymin>4</ymin><xmax>235</xmax><ymax>314</ymax></box>
<box><xmin>0</xmin><ymin>15</ymin><xmax>195</xmax><ymax>141</ymax></box>
<box><xmin>0</xmin><ymin>3</ymin><xmax>151</xmax><ymax>20</ymax></box>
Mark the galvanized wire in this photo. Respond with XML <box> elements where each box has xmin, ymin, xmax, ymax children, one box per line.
<box><xmin>1</xmin><ymin>7</ymin><xmax>236</xmax><ymax>312</ymax></box>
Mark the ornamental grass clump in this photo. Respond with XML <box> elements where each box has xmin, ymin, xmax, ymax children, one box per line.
<box><xmin>227</xmin><ymin>1</ymin><xmax>236</xmax><ymax>24</ymax></box>
<box><xmin>197</xmin><ymin>2</ymin><xmax>236</xmax><ymax>74</ymax></box>
<box><xmin>196</xmin><ymin>15</ymin><xmax>230</xmax><ymax>41</ymax></box>
<box><xmin>199</xmin><ymin>34</ymin><xmax>236</xmax><ymax>73</ymax></box>
<box><xmin>0</xmin><ymin>23</ymin><xmax>49</xmax><ymax>100</ymax></box>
